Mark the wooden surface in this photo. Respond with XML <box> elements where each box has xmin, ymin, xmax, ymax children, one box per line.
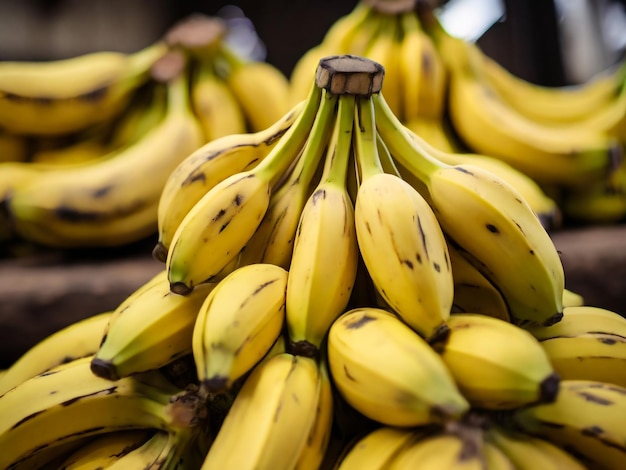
<box><xmin>1</xmin><ymin>225</ymin><xmax>625</xmax><ymax>368</ymax></box>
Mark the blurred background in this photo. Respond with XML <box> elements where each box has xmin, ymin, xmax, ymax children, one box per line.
<box><xmin>0</xmin><ymin>0</ymin><xmax>625</xmax><ymax>86</ymax></box>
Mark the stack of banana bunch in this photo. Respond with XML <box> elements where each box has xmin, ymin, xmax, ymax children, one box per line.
<box><xmin>2</xmin><ymin>54</ymin><xmax>626</xmax><ymax>469</ymax></box>
<box><xmin>0</xmin><ymin>13</ymin><xmax>290</xmax><ymax>252</ymax></box>
<box><xmin>290</xmin><ymin>0</ymin><xmax>626</xmax><ymax>227</ymax></box>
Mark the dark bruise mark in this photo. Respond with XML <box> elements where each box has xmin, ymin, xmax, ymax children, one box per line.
<box><xmin>581</xmin><ymin>425</ymin><xmax>604</xmax><ymax>437</ymax></box>
<box><xmin>55</xmin><ymin>206</ymin><xmax>102</xmax><ymax>222</ymax></box>
<box><xmin>577</xmin><ymin>391</ymin><xmax>613</xmax><ymax>406</ymax></box>
<box><xmin>10</xmin><ymin>409</ymin><xmax>46</xmax><ymax>430</ymax></box>
<box><xmin>433</xmin><ymin>262</ymin><xmax>441</xmax><ymax>272</ymax></box>
<box><xmin>455</xmin><ymin>166</ymin><xmax>473</xmax><ymax>175</ymax></box>
<box><xmin>92</xmin><ymin>184</ymin><xmax>114</xmax><ymax>198</ymax></box>
<box><xmin>212</xmin><ymin>208</ymin><xmax>227</xmax><ymax>222</ymax></box>
<box><xmin>417</xmin><ymin>216</ymin><xmax>429</xmax><ymax>260</ymax></box>
<box><xmin>421</xmin><ymin>51</ymin><xmax>433</xmax><ymax>76</ymax></box>
<box><xmin>239</xmin><ymin>279</ymin><xmax>279</xmax><ymax>310</ymax></box>
<box><xmin>343</xmin><ymin>365</ymin><xmax>356</xmax><ymax>381</ymax></box>
<box><xmin>182</xmin><ymin>168</ymin><xmax>207</xmax><ymax>186</ymax></box>
<box><xmin>515</xmin><ymin>196</ymin><xmax>523</xmax><ymax>204</ymax></box>
<box><xmin>62</xmin><ymin>387</ymin><xmax>118</xmax><ymax>407</ymax></box>
<box><xmin>78</xmin><ymin>86</ymin><xmax>109</xmax><ymax>103</ymax></box>
<box><xmin>588</xmin><ymin>382</ymin><xmax>626</xmax><ymax>395</ymax></box>
<box><xmin>402</xmin><ymin>259</ymin><xmax>414</xmax><ymax>270</ymax></box>
<box><xmin>345</xmin><ymin>314</ymin><xmax>376</xmax><ymax>329</ymax></box>
<box><xmin>416</xmin><ymin>253</ymin><xmax>422</xmax><ymax>264</ymax></box>
<box><xmin>535</xmin><ymin>419</ymin><xmax>565</xmax><ymax>429</ymax></box>
<box><xmin>529</xmin><ymin>249</ymin><xmax>535</xmax><ymax>255</ymax></box>
<box><xmin>312</xmin><ymin>188</ymin><xmax>327</xmax><ymax>205</ymax></box>
<box><xmin>486</xmin><ymin>223</ymin><xmax>499</xmax><ymax>234</ymax></box>
<box><xmin>234</xmin><ymin>194</ymin><xmax>243</xmax><ymax>206</ymax></box>
<box><xmin>264</xmin><ymin>126</ymin><xmax>290</xmax><ymax>146</ymax></box>
<box><xmin>513</xmin><ymin>220</ymin><xmax>525</xmax><ymax>235</ymax></box>
<box><xmin>365</xmin><ymin>221</ymin><xmax>372</xmax><ymax>234</ymax></box>
<box><xmin>219</xmin><ymin>220</ymin><xmax>230</xmax><ymax>233</ymax></box>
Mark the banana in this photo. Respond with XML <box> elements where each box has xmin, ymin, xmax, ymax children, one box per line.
<box><xmin>398</xmin><ymin>11</ymin><xmax>447</xmax><ymax>122</ymax></box>
<box><xmin>374</xmin><ymin>91</ymin><xmax>566</xmax><ymax>326</ymax></box>
<box><xmin>238</xmin><ymin>88</ymin><xmax>338</xmax><ymax>269</ymax></box>
<box><xmin>0</xmin><ymin>41</ymin><xmax>168</xmax><ymax>136</ymax></box>
<box><xmin>327</xmin><ymin>307</ymin><xmax>469</xmax><ymax>427</ymax></box>
<box><xmin>525</xmin><ymin>305</ymin><xmax>626</xmax><ymax>387</ymax></box>
<box><xmin>54</xmin><ymin>429</ymin><xmax>154</xmax><ymax>469</ymax></box>
<box><xmin>90</xmin><ymin>272</ymin><xmax>215</xmax><ymax>381</ymax></box>
<box><xmin>165</xmin><ymin>82</ymin><xmax>322</xmax><ymax>294</ymax></box>
<box><xmin>336</xmin><ymin>427</ymin><xmax>423</xmax><ymax>470</ymax></box>
<box><xmin>432</xmin><ymin>313</ymin><xmax>559</xmax><ymax>410</ymax></box>
<box><xmin>0</xmin><ymin>310</ymin><xmax>112</xmax><ymax>395</ymax></box>
<box><xmin>486</xmin><ymin>425</ymin><xmax>587</xmax><ymax>470</ymax></box>
<box><xmin>562</xmin><ymin>288</ymin><xmax>585</xmax><ymax>307</ymax></box>
<box><xmin>405</xmin><ymin>116</ymin><xmax>460</xmax><ymax>153</ymax></box>
<box><xmin>153</xmin><ymin>100</ymin><xmax>302</xmax><ymax>262</ymax></box>
<box><xmin>7</xmin><ymin>52</ymin><xmax>204</xmax><ymax>248</ymax></box>
<box><xmin>286</xmin><ymin>93</ymin><xmax>359</xmax><ymax>354</ymax></box>
<box><xmin>218</xmin><ymin>44</ymin><xmax>291</xmax><ymax>132</ymax></box>
<box><xmin>200</xmin><ymin>353</ymin><xmax>320</xmax><ymax>470</ymax></box>
<box><xmin>512</xmin><ymin>379</ymin><xmax>626</xmax><ymax>469</ymax></box>
<box><xmin>354</xmin><ymin>95</ymin><xmax>453</xmax><ymax>341</ymax></box>
<box><xmin>192</xmin><ymin>263</ymin><xmax>287</xmax><ymax>394</ymax></box>
<box><xmin>432</xmin><ymin>26</ymin><xmax>622</xmax><ymax>187</ymax></box>
<box><xmin>190</xmin><ymin>56</ymin><xmax>247</xmax><ymax>143</ymax></box>
<box><xmin>447</xmin><ymin>241</ymin><xmax>511</xmax><ymax>322</ymax></box>
<box><xmin>0</xmin><ymin>356</ymin><xmax>201</xmax><ymax>469</ymax></box>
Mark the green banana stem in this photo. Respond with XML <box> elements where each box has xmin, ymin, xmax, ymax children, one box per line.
<box><xmin>354</xmin><ymin>96</ymin><xmax>384</xmax><ymax>181</ymax></box>
<box><xmin>253</xmin><ymin>82</ymin><xmax>323</xmax><ymax>187</ymax></box>
<box><xmin>166</xmin><ymin>66</ymin><xmax>192</xmax><ymax>114</ymax></box>
<box><xmin>324</xmin><ymin>94</ymin><xmax>355</xmax><ymax>186</ymax></box>
<box><xmin>372</xmin><ymin>92</ymin><xmax>446</xmax><ymax>185</ymax></box>
<box><xmin>376</xmin><ymin>132</ymin><xmax>402</xmax><ymax>177</ymax></box>
<box><xmin>127</xmin><ymin>41</ymin><xmax>170</xmax><ymax>76</ymax></box>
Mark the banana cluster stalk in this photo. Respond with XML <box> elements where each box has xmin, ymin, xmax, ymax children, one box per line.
<box><xmin>3</xmin><ymin>51</ymin><xmax>626</xmax><ymax>469</ymax></box>
<box><xmin>0</xmin><ymin>12</ymin><xmax>291</xmax><ymax>250</ymax></box>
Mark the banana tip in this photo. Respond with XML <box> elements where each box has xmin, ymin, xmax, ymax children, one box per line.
<box><xmin>90</xmin><ymin>358</ymin><xmax>119</xmax><ymax>381</ymax></box>
<box><xmin>170</xmin><ymin>281</ymin><xmax>193</xmax><ymax>296</ymax></box>
<box><xmin>152</xmin><ymin>242</ymin><xmax>168</xmax><ymax>263</ymax></box>
<box><xmin>542</xmin><ymin>311</ymin><xmax>564</xmax><ymax>326</ymax></box>
<box><xmin>427</xmin><ymin>322</ymin><xmax>451</xmax><ymax>345</ymax></box>
<box><xmin>288</xmin><ymin>340</ymin><xmax>319</xmax><ymax>359</ymax></box>
<box><xmin>539</xmin><ymin>372</ymin><xmax>561</xmax><ymax>404</ymax></box>
<box><xmin>202</xmin><ymin>376</ymin><xmax>229</xmax><ymax>394</ymax></box>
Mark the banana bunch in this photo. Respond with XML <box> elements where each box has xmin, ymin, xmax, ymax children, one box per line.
<box><xmin>0</xmin><ymin>13</ymin><xmax>291</xmax><ymax>251</ymax></box>
<box><xmin>2</xmin><ymin>54</ymin><xmax>626</xmax><ymax>469</ymax></box>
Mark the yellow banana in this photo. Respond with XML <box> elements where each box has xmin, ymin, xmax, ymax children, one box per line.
<box><xmin>562</xmin><ymin>288</ymin><xmax>585</xmax><ymax>307</ymax></box>
<box><xmin>512</xmin><ymin>379</ymin><xmax>626</xmax><ymax>469</ymax></box>
<box><xmin>166</xmin><ymin>82</ymin><xmax>322</xmax><ymax>294</ymax></box>
<box><xmin>286</xmin><ymin>93</ymin><xmax>359</xmax><ymax>354</ymax></box>
<box><xmin>200</xmin><ymin>353</ymin><xmax>320</xmax><ymax>470</ymax></box>
<box><xmin>405</xmin><ymin>116</ymin><xmax>460</xmax><ymax>153</ymax></box>
<box><xmin>0</xmin><ymin>41</ymin><xmax>168</xmax><ymax>136</ymax></box>
<box><xmin>154</xmin><ymin>100</ymin><xmax>302</xmax><ymax>261</ymax></box>
<box><xmin>327</xmin><ymin>307</ymin><xmax>469</xmax><ymax>427</ymax></box>
<box><xmin>432</xmin><ymin>314</ymin><xmax>559</xmax><ymax>410</ymax></box>
<box><xmin>192</xmin><ymin>263</ymin><xmax>287</xmax><ymax>393</ymax></box>
<box><xmin>354</xmin><ymin>95</ymin><xmax>453</xmax><ymax>341</ymax></box>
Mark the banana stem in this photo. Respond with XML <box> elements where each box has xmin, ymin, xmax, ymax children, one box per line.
<box><xmin>372</xmin><ymin>92</ymin><xmax>445</xmax><ymax>184</ymax></box>
<box><xmin>128</xmin><ymin>41</ymin><xmax>170</xmax><ymax>76</ymax></box>
<box><xmin>354</xmin><ymin>95</ymin><xmax>384</xmax><ymax>181</ymax></box>
<box><xmin>217</xmin><ymin>43</ymin><xmax>247</xmax><ymax>73</ymax></box>
<box><xmin>376</xmin><ymin>132</ymin><xmax>401</xmax><ymax>177</ymax></box>
<box><xmin>323</xmin><ymin>94</ymin><xmax>355</xmax><ymax>186</ymax></box>
<box><xmin>254</xmin><ymin>82</ymin><xmax>323</xmax><ymax>186</ymax></box>
<box><xmin>166</xmin><ymin>66</ymin><xmax>191</xmax><ymax>114</ymax></box>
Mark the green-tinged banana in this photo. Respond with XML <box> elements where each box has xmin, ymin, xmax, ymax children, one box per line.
<box><xmin>286</xmin><ymin>93</ymin><xmax>359</xmax><ymax>354</ymax></box>
<box><xmin>200</xmin><ymin>353</ymin><xmax>320</xmax><ymax>470</ymax></box>
<box><xmin>0</xmin><ymin>41</ymin><xmax>168</xmax><ymax>136</ymax></box>
<box><xmin>294</xmin><ymin>356</ymin><xmax>334</xmax><ymax>470</ymax></box>
<box><xmin>432</xmin><ymin>314</ymin><xmax>559</xmax><ymax>410</ymax></box>
<box><xmin>192</xmin><ymin>263</ymin><xmax>287</xmax><ymax>394</ymax></box>
<box><xmin>447</xmin><ymin>242</ymin><xmax>511</xmax><ymax>322</ymax></box>
<box><xmin>153</xmin><ymin>100</ymin><xmax>302</xmax><ymax>262</ymax></box>
<box><xmin>375</xmin><ymin>91</ymin><xmax>565</xmax><ymax>326</ymax></box>
<box><xmin>354</xmin><ymin>95</ymin><xmax>453</xmax><ymax>341</ymax></box>
<box><xmin>525</xmin><ymin>305</ymin><xmax>626</xmax><ymax>387</ymax></box>
<box><xmin>238</xmin><ymin>89</ymin><xmax>338</xmax><ymax>269</ymax></box>
<box><xmin>486</xmin><ymin>425</ymin><xmax>587</xmax><ymax>470</ymax></box>
<box><xmin>0</xmin><ymin>310</ymin><xmax>112</xmax><ymax>395</ymax></box>
<box><xmin>336</xmin><ymin>427</ymin><xmax>424</xmax><ymax>470</ymax></box>
<box><xmin>217</xmin><ymin>44</ymin><xmax>291</xmax><ymax>132</ymax></box>
<box><xmin>7</xmin><ymin>52</ymin><xmax>204</xmax><ymax>248</ymax></box>
<box><xmin>478</xmin><ymin>43</ymin><xmax>626</xmax><ymax>125</ymax></box>
<box><xmin>512</xmin><ymin>379</ymin><xmax>626</xmax><ymax>469</ymax></box>
<box><xmin>166</xmin><ymin>82</ymin><xmax>322</xmax><ymax>294</ymax></box>
<box><xmin>429</xmin><ymin>24</ymin><xmax>622</xmax><ymax>187</ymax></box>
<box><xmin>405</xmin><ymin>127</ymin><xmax>561</xmax><ymax>229</ymax></box>
<box><xmin>328</xmin><ymin>307</ymin><xmax>469</xmax><ymax>427</ymax></box>
<box><xmin>288</xmin><ymin>2</ymin><xmax>373</xmax><ymax>105</ymax></box>
<box><xmin>562</xmin><ymin>288</ymin><xmax>585</xmax><ymax>307</ymax></box>
<box><xmin>191</xmin><ymin>57</ymin><xmax>247</xmax><ymax>143</ymax></box>
<box><xmin>54</xmin><ymin>429</ymin><xmax>154</xmax><ymax>469</ymax></box>
<box><xmin>0</xmin><ymin>356</ymin><xmax>202</xmax><ymax>470</ymax></box>
<box><xmin>90</xmin><ymin>273</ymin><xmax>215</xmax><ymax>381</ymax></box>
<box><xmin>399</xmin><ymin>10</ymin><xmax>447</xmax><ymax>121</ymax></box>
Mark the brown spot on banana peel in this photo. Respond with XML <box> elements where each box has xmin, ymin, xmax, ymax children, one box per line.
<box><xmin>345</xmin><ymin>313</ymin><xmax>376</xmax><ymax>329</ymax></box>
<box><xmin>576</xmin><ymin>391</ymin><xmax>614</xmax><ymax>406</ymax></box>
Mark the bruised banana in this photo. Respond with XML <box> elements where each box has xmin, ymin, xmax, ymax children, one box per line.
<box><xmin>286</xmin><ymin>92</ymin><xmax>359</xmax><ymax>354</ymax></box>
<box><xmin>354</xmin><ymin>95</ymin><xmax>453</xmax><ymax>342</ymax></box>
<box><xmin>200</xmin><ymin>353</ymin><xmax>320</xmax><ymax>470</ymax></box>
<box><xmin>91</xmin><ymin>272</ymin><xmax>215</xmax><ymax>381</ymax></box>
<box><xmin>154</xmin><ymin>100</ymin><xmax>302</xmax><ymax>261</ymax></box>
<box><xmin>432</xmin><ymin>313</ymin><xmax>560</xmax><ymax>410</ymax></box>
<box><xmin>0</xmin><ymin>41</ymin><xmax>168</xmax><ymax>136</ymax></box>
<box><xmin>327</xmin><ymin>307</ymin><xmax>469</xmax><ymax>427</ymax></box>
<box><xmin>166</xmin><ymin>82</ymin><xmax>322</xmax><ymax>294</ymax></box>
<box><xmin>192</xmin><ymin>263</ymin><xmax>287</xmax><ymax>394</ymax></box>
<box><xmin>374</xmin><ymin>92</ymin><xmax>565</xmax><ymax>327</ymax></box>
<box><xmin>7</xmin><ymin>53</ymin><xmax>204</xmax><ymax>248</ymax></box>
